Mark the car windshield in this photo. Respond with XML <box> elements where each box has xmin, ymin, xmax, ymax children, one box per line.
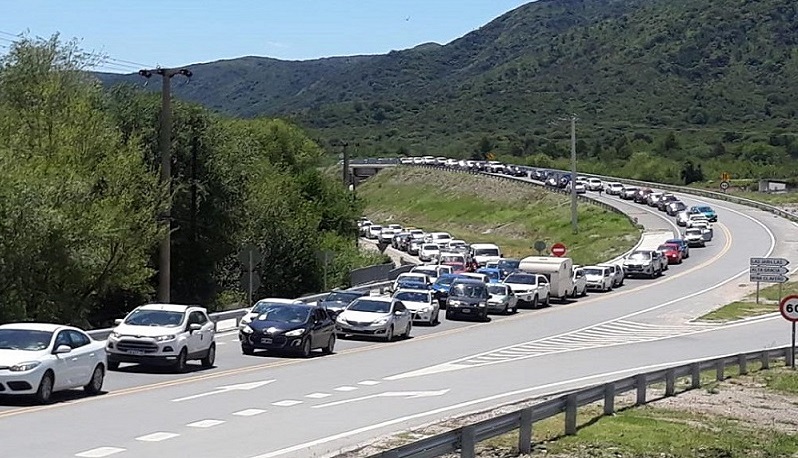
<box><xmin>394</xmin><ymin>291</ymin><xmax>430</xmax><ymax>302</ymax></box>
<box><xmin>497</xmin><ymin>259</ymin><xmax>520</xmax><ymax>270</ymax></box>
<box><xmin>487</xmin><ymin>284</ymin><xmax>508</xmax><ymax>295</ymax></box>
<box><xmin>658</xmin><ymin>245</ymin><xmax>677</xmax><ymax>251</ymax></box>
<box><xmin>451</xmin><ymin>284</ymin><xmax>486</xmax><ymax>298</ymax></box>
<box><xmin>252</xmin><ymin>301</ymin><xmax>298</xmax><ymax>314</ymax></box>
<box><xmin>435</xmin><ymin>276</ymin><xmax>458</xmax><ymax>286</ymax></box>
<box><xmin>434</xmin><ymin>234</ymin><xmax>451</xmax><ymax>241</ymax></box>
<box><xmin>504</xmin><ymin>273</ymin><xmax>537</xmax><ymax>285</ymax></box>
<box><xmin>440</xmin><ymin>255</ymin><xmax>465</xmax><ymax>263</ymax></box>
<box><xmin>628</xmin><ymin>252</ymin><xmax>651</xmax><ymax>261</ymax></box>
<box><xmin>697</xmin><ymin>206</ymin><xmax>712</xmax><ymax>212</ymax></box>
<box><xmin>124</xmin><ymin>309</ymin><xmax>184</xmax><ymax>327</ymax></box>
<box><xmin>474</xmin><ymin>248</ymin><xmax>500</xmax><ymax>256</ymax></box>
<box><xmin>480</xmin><ymin>270</ymin><xmax>500</xmax><ymax>280</ymax></box>
<box><xmin>323</xmin><ymin>292</ymin><xmax>360</xmax><ymax>303</ymax></box>
<box><xmin>422</xmin><ymin>244</ymin><xmax>439</xmax><ymax>251</ymax></box>
<box><xmin>0</xmin><ymin>329</ymin><xmax>53</xmax><ymax>351</ymax></box>
<box><xmin>584</xmin><ymin>268</ymin><xmax>603</xmax><ymax>276</ymax></box>
<box><xmin>686</xmin><ymin>229</ymin><xmax>702</xmax><ymax>236</ymax></box>
<box><xmin>348</xmin><ymin>299</ymin><xmax>391</xmax><ymax>313</ymax></box>
<box><xmin>255</xmin><ymin>305</ymin><xmax>309</xmax><ymax>323</ymax></box>
<box><xmin>370</xmin><ymin>226</ymin><xmax>382</xmax><ymax>231</ymax></box>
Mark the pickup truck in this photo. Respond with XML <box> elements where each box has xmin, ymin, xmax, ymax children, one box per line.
<box><xmin>501</xmin><ymin>272</ymin><xmax>551</xmax><ymax>308</ymax></box>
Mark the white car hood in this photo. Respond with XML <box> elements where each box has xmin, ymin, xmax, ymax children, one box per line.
<box><xmin>585</xmin><ymin>274</ymin><xmax>604</xmax><ymax>282</ymax></box>
<box><xmin>504</xmin><ymin>282</ymin><xmax>534</xmax><ymax>292</ymax></box>
<box><xmin>0</xmin><ymin>348</ymin><xmax>48</xmax><ymax>366</ymax></box>
<box><xmin>400</xmin><ymin>300</ymin><xmax>430</xmax><ymax>311</ymax></box>
<box><xmin>339</xmin><ymin>310</ymin><xmax>389</xmax><ymax>322</ymax></box>
<box><xmin>113</xmin><ymin>323</ymin><xmax>181</xmax><ymax>337</ymax></box>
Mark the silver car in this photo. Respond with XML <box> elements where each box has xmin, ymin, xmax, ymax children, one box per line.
<box><xmin>335</xmin><ymin>297</ymin><xmax>412</xmax><ymax>341</ymax></box>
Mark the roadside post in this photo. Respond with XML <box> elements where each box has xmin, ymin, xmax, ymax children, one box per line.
<box><xmin>749</xmin><ymin>257</ymin><xmax>789</xmax><ymax>304</ymax></box>
<box><xmin>779</xmin><ymin>295</ymin><xmax>798</xmax><ymax>369</ymax></box>
<box><xmin>533</xmin><ymin>240</ymin><xmax>547</xmax><ymax>256</ymax></box>
<box><xmin>238</xmin><ymin>244</ymin><xmax>264</xmax><ymax>306</ymax></box>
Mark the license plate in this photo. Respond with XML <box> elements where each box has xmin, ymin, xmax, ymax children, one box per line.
<box><xmin>260</xmin><ymin>338</ymin><xmax>273</xmax><ymax>344</ymax></box>
<box><xmin>127</xmin><ymin>350</ymin><xmax>144</xmax><ymax>355</ymax></box>
<box><xmin>462</xmin><ymin>309</ymin><xmax>470</xmax><ymax>313</ymax></box>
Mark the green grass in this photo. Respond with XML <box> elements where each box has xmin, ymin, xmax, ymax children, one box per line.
<box><xmin>689</xmin><ymin>181</ymin><xmax>798</xmax><ymax>205</ymax></box>
<box><xmin>357</xmin><ymin>167</ymin><xmax>640</xmax><ymax>265</ymax></box>
<box><xmin>757</xmin><ymin>368</ymin><xmax>798</xmax><ymax>395</ymax></box>
<box><xmin>759</xmin><ymin>281</ymin><xmax>798</xmax><ymax>302</ymax></box>
<box><xmin>699</xmin><ymin>300</ymin><xmax>778</xmax><ymax>322</ymax></box>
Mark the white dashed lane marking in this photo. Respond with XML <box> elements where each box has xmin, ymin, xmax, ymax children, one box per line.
<box><xmin>334</xmin><ymin>386</ymin><xmax>358</xmax><ymax>392</ymax></box>
<box><xmin>233</xmin><ymin>408</ymin><xmax>266</xmax><ymax>417</ymax></box>
<box><xmin>75</xmin><ymin>447</ymin><xmax>126</xmax><ymax>458</ymax></box>
<box><xmin>305</xmin><ymin>392</ymin><xmax>332</xmax><ymax>399</ymax></box>
<box><xmin>272</xmin><ymin>400</ymin><xmax>303</xmax><ymax>407</ymax></box>
<box><xmin>135</xmin><ymin>432</ymin><xmax>180</xmax><ymax>442</ymax></box>
<box><xmin>358</xmin><ymin>380</ymin><xmax>380</xmax><ymax>386</ymax></box>
<box><xmin>187</xmin><ymin>419</ymin><xmax>226</xmax><ymax>428</ymax></box>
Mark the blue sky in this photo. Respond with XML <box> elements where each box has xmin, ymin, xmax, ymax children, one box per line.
<box><xmin>2</xmin><ymin>1</ymin><xmax>532</xmax><ymax>73</ymax></box>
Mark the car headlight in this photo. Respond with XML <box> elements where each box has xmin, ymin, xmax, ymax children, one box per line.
<box><xmin>336</xmin><ymin>315</ymin><xmax>347</xmax><ymax>324</ymax></box>
<box><xmin>449</xmin><ymin>300</ymin><xmax>462</xmax><ymax>307</ymax></box>
<box><xmin>241</xmin><ymin>325</ymin><xmax>254</xmax><ymax>334</ymax></box>
<box><xmin>478</xmin><ymin>302</ymin><xmax>487</xmax><ymax>307</ymax></box>
<box><xmin>373</xmin><ymin>317</ymin><xmax>389</xmax><ymax>325</ymax></box>
<box><xmin>110</xmin><ymin>331</ymin><xmax>122</xmax><ymax>339</ymax></box>
<box><xmin>421</xmin><ymin>306</ymin><xmax>432</xmax><ymax>312</ymax></box>
<box><xmin>155</xmin><ymin>334</ymin><xmax>176</xmax><ymax>342</ymax></box>
<box><xmin>285</xmin><ymin>328</ymin><xmax>305</xmax><ymax>337</ymax></box>
<box><xmin>10</xmin><ymin>361</ymin><xmax>41</xmax><ymax>372</ymax></box>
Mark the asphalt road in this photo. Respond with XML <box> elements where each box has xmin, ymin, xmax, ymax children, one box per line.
<box><xmin>0</xmin><ymin>184</ymin><xmax>793</xmax><ymax>458</ymax></box>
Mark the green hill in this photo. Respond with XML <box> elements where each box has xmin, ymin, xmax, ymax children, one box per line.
<box><xmin>97</xmin><ymin>0</ymin><xmax>798</xmax><ymax>178</ymax></box>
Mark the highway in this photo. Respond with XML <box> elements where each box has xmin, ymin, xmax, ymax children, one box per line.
<box><xmin>0</xmin><ymin>181</ymin><xmax>794</xmax><ymax>458</ymax></box>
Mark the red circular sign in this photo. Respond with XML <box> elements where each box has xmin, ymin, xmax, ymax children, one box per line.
<box><xmin>779</xmin><ymin>295</ymin><xmax>798</xmax><ymax>322</ymax></box>
<box><xmin>551</xmin><ymin>243</ymin><xmax>567</xmax><ymax>257</ymax></box>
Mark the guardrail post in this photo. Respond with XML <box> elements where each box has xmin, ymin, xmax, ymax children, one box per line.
<box><xmin>665</xmin><ymin>368</ymin><xmax>676</xmax><ymax>396</ymax></box>
<box><xmin>603</xmin><ymin>382</ymin><xmax>615</xmax><ymax>415</ymax></box>
<box><xmin>460</xmin><ymin>425</ymin><xmax>476</xmax><ymax>458</ymax></box>
<box><xmin>715</xmin><ymin>360</ymin><xmax>725</xmax><ymax>381</ymax></box>
<box><xmin>761</xmin><ymin>350</ymin><xmax>770</xmax><ymax>369</ymax></box>
<box><xmin>518</xmin><ymin>407</ymin><xmax>533</xmax><ymax>454</ymax></box>
<box><xmin>787</xmin><ymin>348</ymin><xmax>795</xmax><ymax>368</ymax></box>
<box><xmin>635</xmin><ymin>374</ymin><xmax>647</xmax><ymax>406</ymax></box>
<box><xmin>691</xmin><ymin>363</ymin><xmax>701</xmax><ymax>389</ymax></box>
<box><xmin>565</xmin><ymin>393</ymin><xmax>578</xmax><ymax>435</ymax></box>
<box><xmin>738</xmin><ymin>354</ymin><xmax>748</xmax><ymax>375</ymax></box>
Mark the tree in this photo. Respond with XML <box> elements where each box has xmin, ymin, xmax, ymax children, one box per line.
<box><xmin>680</xmin><ymin>160</ymin><xmax>704</xmax><ymax>184</ymax></box>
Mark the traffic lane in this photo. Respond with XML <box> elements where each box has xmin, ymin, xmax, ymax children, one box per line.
<box><xmin>50</xmin><ymin>315</ymin><xmax>790</xmax><ymax>458</ymax></box>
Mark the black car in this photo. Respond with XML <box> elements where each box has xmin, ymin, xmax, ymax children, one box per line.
<box><xmin>496</xmin><ymin>258</ymin><xmax>521</xmax><ymax>280</ymax></box>
<box><xmin>240</xmin><ymin>304</ymin><xmax>336</xmax><ymax>357</ymax></box>
<box><xmin>318</xmin><ymin>290</ymin><xmax>368</xmax><ymax>317</ymax></box>
<box><xmin>445</xmin><ymin>279</ymin><xmax>490</xmax><ymax>322</ymax></box>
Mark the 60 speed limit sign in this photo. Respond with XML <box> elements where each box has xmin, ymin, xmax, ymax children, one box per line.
<box><xmin>779</xmin><ymin>295</ymin><xmax>798</xmax><ymax>322</ymax></box>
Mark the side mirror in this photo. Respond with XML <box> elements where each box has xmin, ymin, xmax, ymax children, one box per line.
<box><xmin>394</xmin><ymin>310</ymin><xmax>403</xmax><ymax>316</ymax></box>
<box><xmin>189</xmin><ymin>323</ymin><xmax>202</xmax><ymax>332</ymax></box>
<box><xmin>114</xmin><ymin>318</ymin><xmax>123</xmax><ymax>325</ymax></box>
<box><xmin>53</xmin><ymin>344</ymin><xmax>71</xmax><ymax>355</ymax></box>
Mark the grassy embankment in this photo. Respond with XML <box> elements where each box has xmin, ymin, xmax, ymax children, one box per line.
<box><xmin>699</xmin><ymin>280</ymin><xmax>798</xmax><ymax>321</ymax></box>
<box><xmin>357</xmin><ymin>167</ymin><xmax>639</xmax><ymax>266</ymax></box>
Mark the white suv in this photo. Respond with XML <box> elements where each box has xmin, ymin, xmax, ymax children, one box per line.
<box><xmin>106</xmin><ymin>304</ymin><xmax>216</xmax><ymax>372</ymax></box>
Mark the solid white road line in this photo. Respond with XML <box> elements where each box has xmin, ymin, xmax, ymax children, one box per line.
<box><xmin>75</xmin><ymin>447</ymin><xmax>126</xmax><ymax>458</ymax></box>
<box><xmin>358</xmin><ymin>380</ymin><xmax>381</xmax><ymax>386</ymax></box>
<box><xmin>247</xmin><ymin>358</ymin><xmax>719</xmax><ymax>458</ymax></box>
<box><xmin>306</xmin><ymin>392</ymin><xmax>332</xmax><ymax>399</ymax></box>
<box><xmin>272</xmin><ymin>400</ymin><xmax>303</xmax><ymax>407</ymax></box>
<box><xmin>233</xmin><ymin>408</ymin><xmax>266</xmax><ymax>417</ymax></box>
<box><xmin>187</xmin><ymin>419</ymin><xmax>226</xmax><ymax>428</ymax></box>
<box><xmin>334</xmin><ymin>386</ymin><xmax>358</xmax><ymax>392</ymax></box>
<box><xmin>135</xmin><ymin>432</ymin><xmax>179</xmax><ymax>442</ymax></box>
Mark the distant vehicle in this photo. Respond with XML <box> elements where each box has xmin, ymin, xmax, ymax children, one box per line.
<box><xmin>317</xmin><ymin>290</ymin><xmax>368</xmax><ymax>317</ymax></box>
<box><xmin>336</xmin><ymin>296</ymin><xmax>412</xmax><ymax>341</ymax></box>
<box><xmin>623</xmin><ymin>251</ymin><xmax>660</xmax><ymax>278</ymax></box>
<box><xmin>666</xmin><ymin>201</ymin><xmax>687</xmax><ymax>216</ymax></box>
<box><xmin>378</xmin><ymin>229</ymin><xmax>397</xmax><ymax>244</ymax></box>
<box><xmin>497</xmin><ymin>258</ymin><xmax>521</xmax><ymax>279</ymax></box>
<box><xmin>656</xmin><ymin>194</ymin><xmax>678</xmax><ymax>211</ymax></box>
<box><xmin>566</xmin><ymin>181</ymin><xmax>587</xmax><ymax>194</ymax></box>
<box><xmin>646</xmin><ymin>192</ymin><xmax>662</xmax><ymax>207</ymax></box>
<box><xmin>605</xmin><ymin>182</ymin><xmax>624</xmax><ymax>195</ymax></box>
<box><xmin>584</xmin><ymin>266</ymin><xmax>614</xmax><ymax>292</ymax></box>
<box><xmin>571</xmin><ymin>267</ymin><xmax>588</xmax><ymax>297</ymax></box>
<box><xmin>486</xmin><ymin>283</ymin><xmax>518</xmax><ymax>314</ymax></box>
<box><xmin>517</xmin><ymin>256</ymin><xmax>574</xmax><ymax>301</ymax></box>
<box><xmin>367</xmin><ymin>225</ymin><xmax>383</xmax><ymax>239</ymax></box>
<box><xmin>502</xmin><ymin>272</ymin><xmax>551</xmax><ymax>308</ymax></box>
<box><xmin>0</xmin><ymin>323</ymin><xmax>106</xmax><ymax>404</ymax></box>
<box><xmin>665</xmin><ymin>238</ymin><xmax>690</xmax><ymax>259</ymax></box>
<box><xmin>658</xmin><ymin>243</ymin><xmax>683</xmax><ymax>264</ymax></box>
<box><xmin>621</xmin><ymin>186</ymin><xmax>639</xmax><ymax>200</ymax></box>
<box><xmin>634</xmin><ymin>188</ymin><xmax>653</xmax><ymax>204</ymax></box>
<box><xmin>471</xmin><ymin>243</ymin><xmax>502</xmax><ymax>267</ymax></box>
<box><xmin>240</xmin><ymin>298</ymin><xmax>304</xmax><ymax>328</ymax></box>
<box><xmin>676</xmin><ymin>211</ymin><xmax>690</xmax><ymax>226</ymax></box>
<box><xmin>445</xmin><ymin>279</ymin><xmax>490</xmax><ymax>321</ymax></box>
<box><xmin>240</xmin><ymin>304</ymin><xmax>336</xmax><ymax>357</ymax></box>
<box><xmin>392</xmin><ymin>289</ymin><xmax>439</xmax><ymax>325</ymax></box>
<box><xmin>391</xmin><ymin>273</ymin><xmax>432</xmax><ymax>293</ymax></box>
<box><xmin>460</xmin><ymin>272</ymin><xmax>491</xmax><ymax>284</ymax></box>
<box><xmin>419</xmin><ymin>243</ymin><xmax>441</xmax><ymax>262</ymax></box>
<box><xmin>597</xmin><ymin>262</ymin><xmax>625</xmax><ymax>287</ymax></box>
<box><xmin>586</xmin><ymin>178</ymin><xmax>603</xmax><ymax>191</ymax></box>
<box><xmin>476</xmin><ymin>267</ymin><xmax>502</xmax><ymax>283</ymax></box>
<box><xmin>432</xmin><ymin>274</ymin><xmax>468</xmax><ymax>307</ymax></box>
<box><xmin>690</xmin><ymin>205</ymin><xmax>718</xmax><ymax>222</ymax></box>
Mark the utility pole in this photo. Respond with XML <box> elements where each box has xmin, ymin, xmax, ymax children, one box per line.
<box><xmin>139</xmin><ymin>67</ymin><xmax>193</xmax><ymax>303</ymax></box>
<box><xmin>570</xmin><ymin>115</ymin><xmax>578</xmax><ymax>234</ymax></box>
<box><xmin>341</xmin><ymin>141</ymin><xmax>350</xmax><ymax>187</ymax></box>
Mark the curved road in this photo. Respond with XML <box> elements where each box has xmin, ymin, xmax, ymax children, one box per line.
<box><xmin>1</xmin><ymin>182</ymin><xmax>794</xmax><ymax>458</ymax></box>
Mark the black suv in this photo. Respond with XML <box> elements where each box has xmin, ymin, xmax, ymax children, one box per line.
<box><xmin>445</xmin><ymin>279</ymin><xmax>490</xmax><ymax>322</ymax></box>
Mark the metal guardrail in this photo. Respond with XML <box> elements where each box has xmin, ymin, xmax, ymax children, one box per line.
<box><xmin>86</xmin><ymin>280</ymin><xmax>394</xmax><ymax>340</ymax></box>
<box><xmin>368</xmin><ymin>346</ymin><xmax>793</xmax><ymax>458</ymax></box>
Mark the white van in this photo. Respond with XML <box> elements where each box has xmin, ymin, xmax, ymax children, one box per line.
<box><xmin>517</xmin><ymin>256</ymin><xmax>574</xmax><ymax>302</ymax></box>
<box><xmin>471</xmin><ymin>243</ymin><xmax>502</xmax><ymax>267</ymax></box>
<box><xmin>429</xmin><ymin>232</ymin><xmax>452</xmax><ymax>248</ymax></box>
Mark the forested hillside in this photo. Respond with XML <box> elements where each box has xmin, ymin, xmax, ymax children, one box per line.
<box><xmin>97</xmin><ymin>0</ymin><xmax>798</xmax><ymax>183</ymax></box>
<box><xmin>0</xmin><ymin>36</ymin><xmax>383</xmax><ymax>327</ymax></box>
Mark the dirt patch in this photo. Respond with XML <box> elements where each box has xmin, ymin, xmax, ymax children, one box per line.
<box><xmin>333</xmin><ymin>369</ymin><xmax>798</xmax><ymax>458</ymax></box>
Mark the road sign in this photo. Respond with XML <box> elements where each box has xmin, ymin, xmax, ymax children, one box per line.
<box><xmin>533</xmin><ymin>240</ymin><xmax>547</xmax><ymax>254</ymax></box>
<box><xmin>750</xmin><ymin>257</ymin><xmax>790</xmax><ymax>267</ymax></box>
<box><xmin>749</xmin><ymin>274</ymin><xmax>788</xmax><ymax>283</ymax></box>
<box><xmin>719</xmin><ymin>181</ymin><xmax>730</xmax><ymax>191</ymax></box>
<box><xmin>238</xmin><ymin>244</ymin><xmax>263</xmax><ymax>270</ymax></box>
<box><xmin>551</xmin><ymin>243</ymin><xmax>567</xmax><ymax>257</ymax></box>
<box><xmin>240</xmin><ymin>271</ymin><xmax>262</xmax><ymax>293</ymax></box>
<box><xmin>780</xmin><ymin>296</ymin><xmax>798</xmax><ymax>322</ymax></box>
<box><xmin>721</xmin><ymin>172</ymin><xmax>731</xmax><ymax>181</ymax></box>
<box><xmin>750</xmin><ymin>266</ymin><xmax>789</xmax><ymax>275</ymax></box>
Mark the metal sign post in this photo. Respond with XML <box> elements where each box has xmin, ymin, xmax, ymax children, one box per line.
<box><xmin>750</xmin><ymin>258</ymin><xmax>790</xmax><ymax>305</ymax></box>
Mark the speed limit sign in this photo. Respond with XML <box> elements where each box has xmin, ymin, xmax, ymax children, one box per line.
<box><xmin>779</xmin><ymin>295</ymin><xmax>798</xmax><ymax>322</ymax></box>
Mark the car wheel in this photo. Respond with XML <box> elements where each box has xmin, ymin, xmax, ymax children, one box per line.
<box><xmin>174</xmin><ymin>348</ymin><xmax>188</xmax><ymax>373</ymax></box>
<box><xmin>445</xmin><ymin>311</ymin><xmax>453</xmax><ymax>320</ymax></box>
<box><xmin>299</xmin><ymin>338</ymin><xmax>312</xmax><ymax>358</ymax></box>
<box><xmin>241</xmin><ymin>345</ymin><xmax>254</xmax><ymax>355</ymax></box>
<box><xmin>404</xmin><ymin>321</ymin><xmax>412</xmax><ymax>338</ymax></box>
<box><xmin>385</xmin><ymin>325</ymin><xmax>394</xmax><ymax>342</ymax></box>
<box><xmin>84</xmin><ymin>364</ymin><xmax>104</xmax><ymax>395</ymax></box>
<box><xmin>429</xmin><ymin>312</ymin><xmax>436</xmax><ymax>326</ymax></box>
<box><xmin>322</xmin><ymin>334</ymin><xmax>336</xmax><ymax>355</ymax></box>
<box><xmin>107</xmin><ymin>360</ymin><xmax>120</xmax><ymax>371</ymax></box>
<box><xmin>572</xmin><ymin>288</ymin><xmax>577</xmax><ymax>298</ymax></box>
<box><xmin>35</xmin><ymin>371</ymin><xmax>54</xmax><ymax>405</ymax></box>
<box><xmin>530</xmin><ymin>295</ymin><xmax>538</xmax><ymax>309</ymax></box>
<box><xmin>544</xmin><ymin>294</ymin><xmax>551</xmax><ymax>307</ymax></box>
<box><xmin>201</xmin><ymin>343</ymin><xmax>216</xmax><ymax>368</ymax></box>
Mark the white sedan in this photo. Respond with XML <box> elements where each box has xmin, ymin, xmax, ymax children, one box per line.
<box><xmin>0</xmin><ymin>323</ymin><xmax>107</xmax><ymax>404</ymax></box>
<box><xmin>393</xmin><ymin>289</ymin><xmax>439</xmax><ymax>325</ymax></box>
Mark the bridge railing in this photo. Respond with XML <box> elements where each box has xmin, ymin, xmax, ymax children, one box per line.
<box><xmin>367</xmin><ymin>346</ymin><xmax>792</xmax><ymax>458</ymax></box>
